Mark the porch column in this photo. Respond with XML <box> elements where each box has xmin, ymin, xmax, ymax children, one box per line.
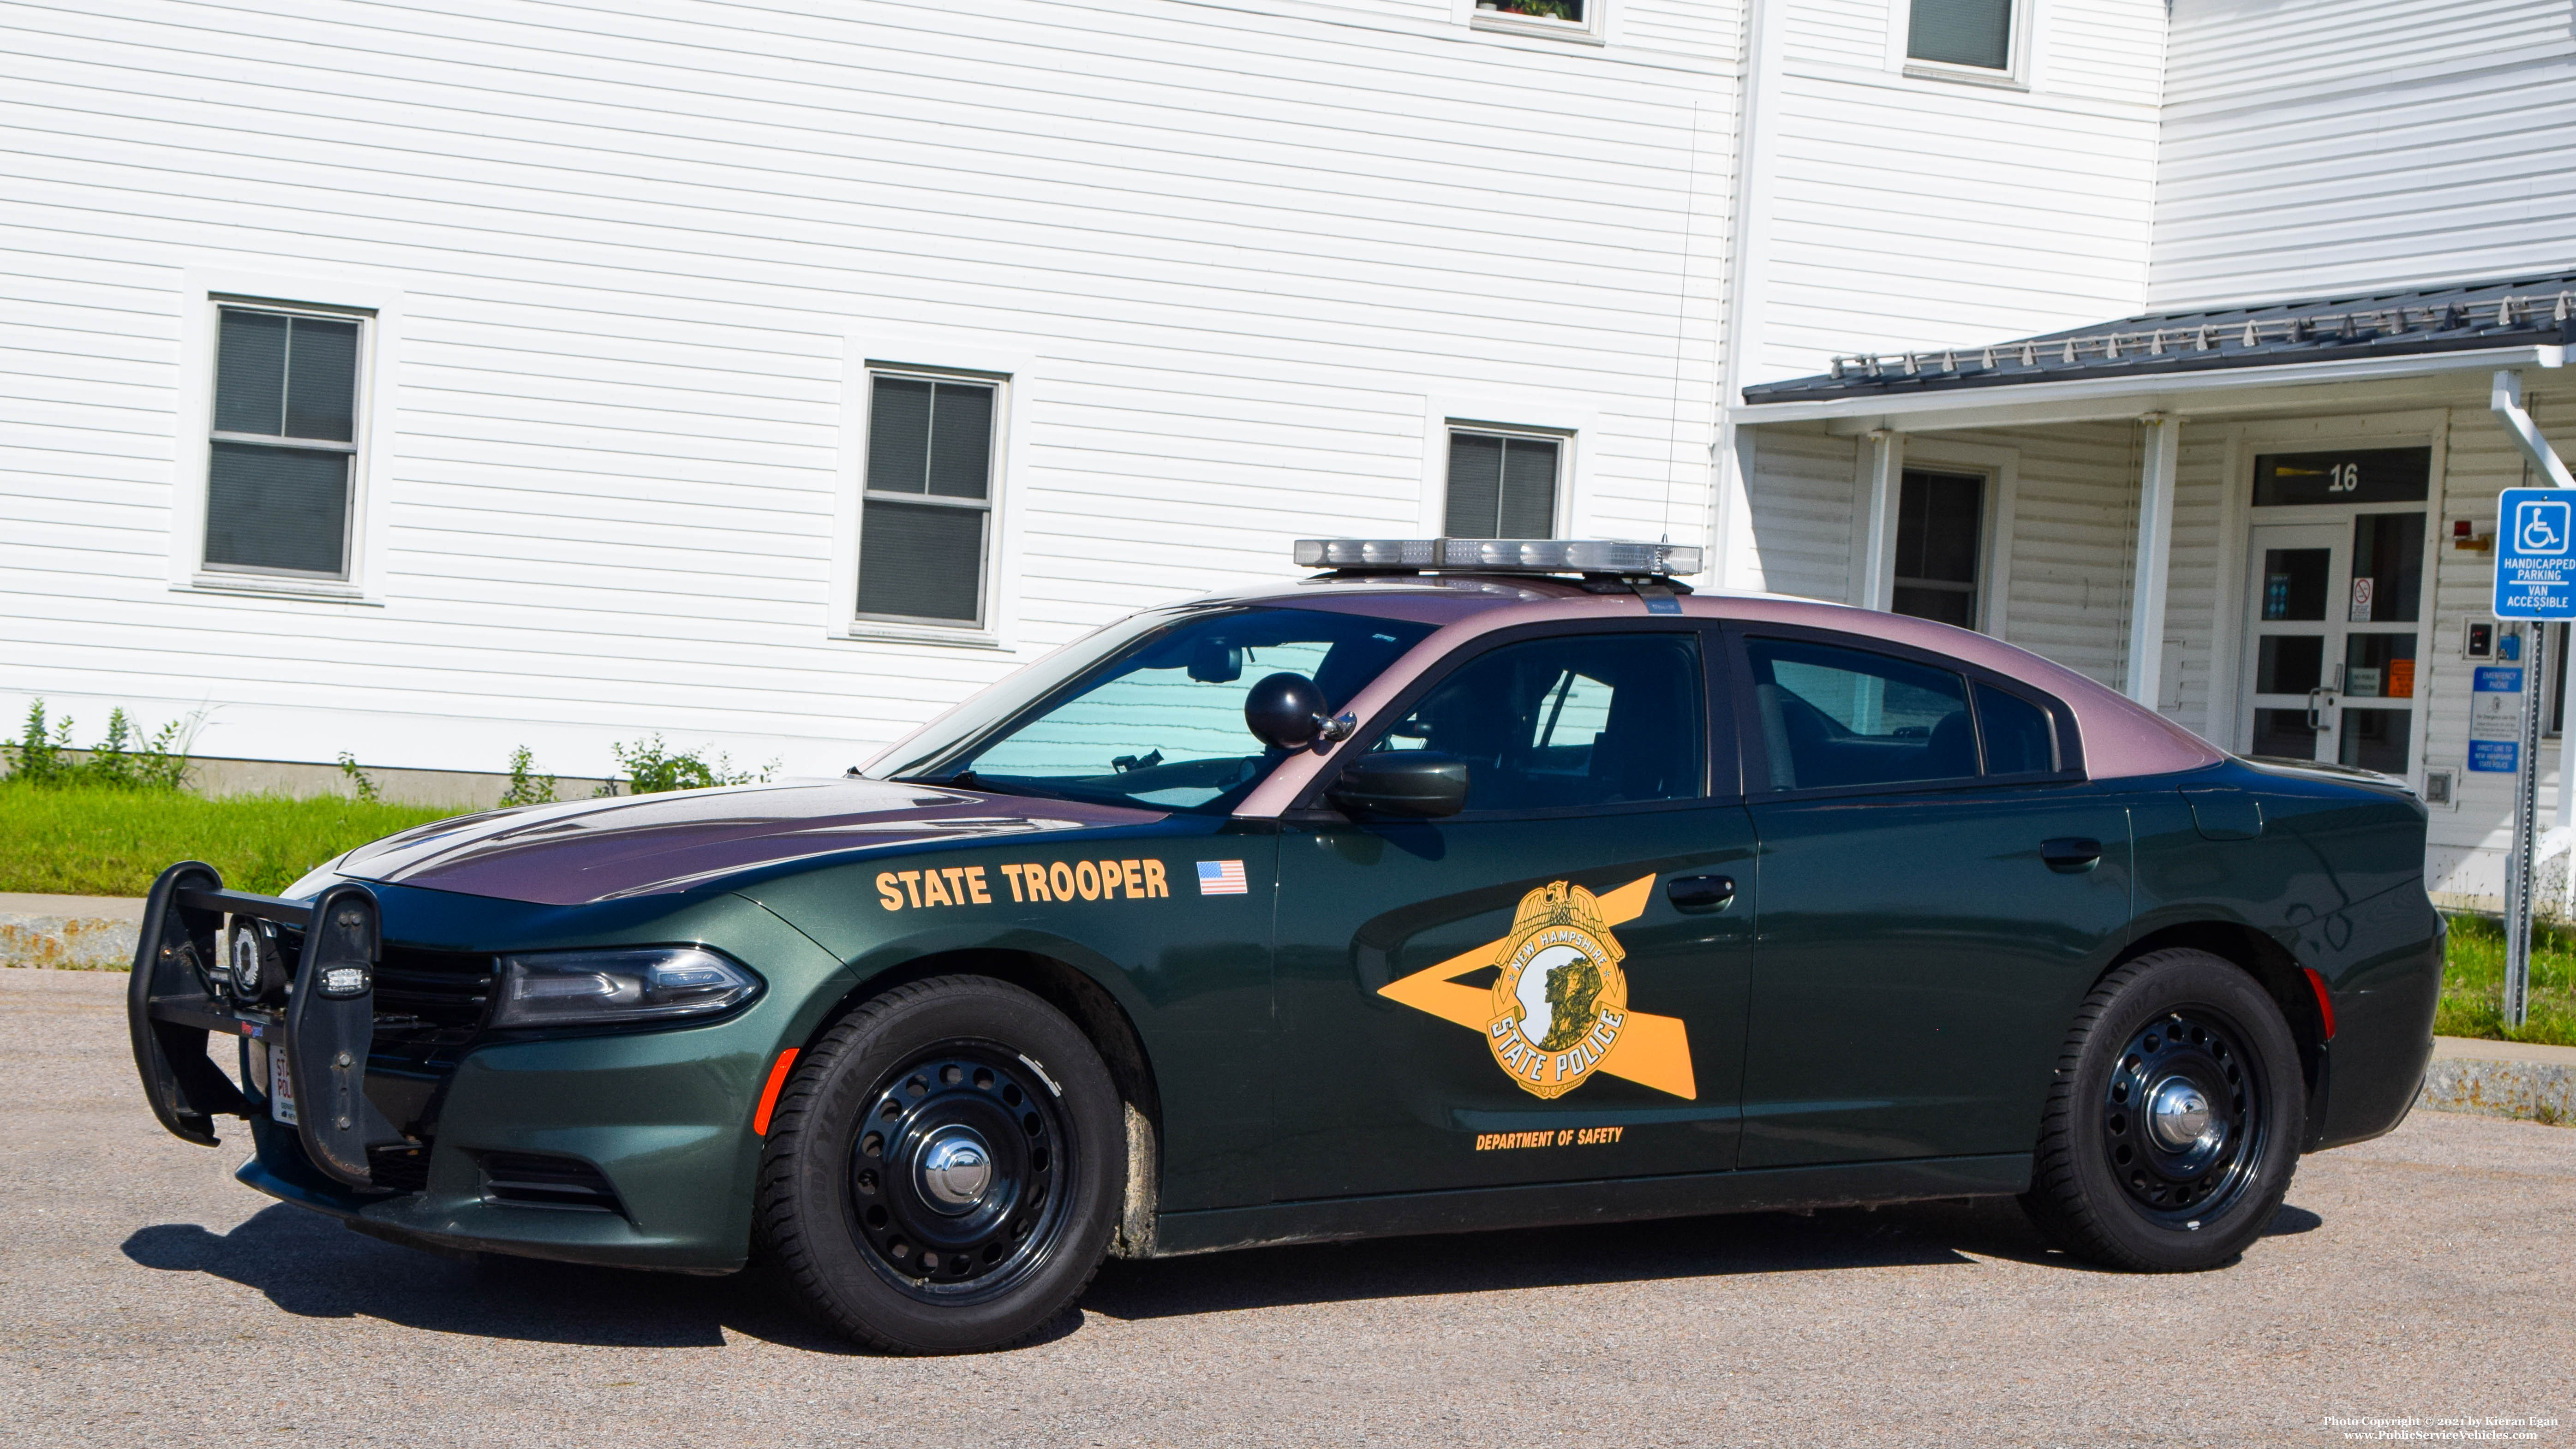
<box><xmin>1855</xmin><ymin>429</ymin><xmax>1904</xmax><ymax>611</ymax></box>
<box><xmin>2124</xmin><ymin>413</ymin><xmax>2182</xmax><ymax>707</ymax></box>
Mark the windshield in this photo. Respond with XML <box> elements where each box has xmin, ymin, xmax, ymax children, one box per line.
<box><xmin>869</xmin><ymin>605</ymin><xmax>1437</xmax><ymax>812</ymax></box>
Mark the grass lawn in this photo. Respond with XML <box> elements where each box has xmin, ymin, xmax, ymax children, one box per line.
<box><xmin>2434</xmin><ymin>912</ymin><xmax>2576</xmax><ymax>1048</ymax></box>
<box><xmin>0</xmin><ymin>783</ymin><xmax>461</xmax><ymax>897</ymax></box>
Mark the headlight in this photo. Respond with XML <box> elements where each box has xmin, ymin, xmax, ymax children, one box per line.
<box><xmin>490</xmin><ymin>947</ymin><xmax>761</xmax><ymax>1028</ymax></box>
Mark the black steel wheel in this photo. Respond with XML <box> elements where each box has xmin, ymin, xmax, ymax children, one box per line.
<box><xmin>845</xmin><ymin>1047</ymin><xmax>1069</xmax><ymax>1302</ymax></box>
<box><xmin>756</xmin><ymin>976</ymin><xmax>1124</xmax><ymax>1353</ymax></box>
<box><xmin>2099</xmin><ymin>1008</ymin><xmax>2265</xmax><ymax>1224</ymax></box>
<box><xmin>2022</xmin><ymin>949</ymin><xmax>2305</xmax><ymax>1272</ymax></box>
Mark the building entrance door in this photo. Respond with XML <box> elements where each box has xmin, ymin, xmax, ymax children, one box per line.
<box><xmin>2242</xmin><ymin>522</ymin><xmax>2352</xmax><ymax>762</ymax></box>
<box><xmin>2238</xmin><ymin>445</ymin><xmax>2431</xmax><ymax>771</ymax></box>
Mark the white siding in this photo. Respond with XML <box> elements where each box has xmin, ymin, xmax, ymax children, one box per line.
<box><xmin>1743</xmin><ymin>418</ymin><xmax>2139</xmax><ymax>693</ymax></box>
<box><xmin>1743</xmin><ymin>423</ymin><xmax>1857</xmax><ymax>601</ymax></box>
<box><xmin>2422</xmin><ymin>390</ymin><xmax>2576</xmax><ymax>903</ymax></box>
<box><xmin>1744</xmin><ymin>0</ymin><xmax>2165</xmax><ymax>385</ymax></box>
<box><xmin>0</xmin><ymin>0</ymin><xmax>1736</xmax><ymax>781</ymax></box>
<box><xmin>1980</xmin><ymin>422</ymin><xmax>2136</xmax><ymax>689</ymax></box>
<box><xmin>2151</xmin><ymin>0</ymin><xmax>2576</xmax><ymax>308</ymax></box>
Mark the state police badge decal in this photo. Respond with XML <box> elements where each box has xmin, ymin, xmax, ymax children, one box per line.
<box><xmin>1485</xmin><ymin>880</ymin><xmax>1629</xmax><ymax>1099</ymax></box>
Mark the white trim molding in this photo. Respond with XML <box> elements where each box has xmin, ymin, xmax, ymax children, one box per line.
<box><xmin>831</xmin><ymin>327</ymin><xmax>1040</xmax><ymax>651</ymax></box>
<box><xmin>1896</xmin><ymin>434</ymin><xmax>2021</xmax><ymax>638</ymax></box>
<box><xmin>1419</xmin><ymin>391</ymin><xmax>1602</xmax><ymax>539</ymax></box>
<box><xmin>1736</xmin><ymin>346</ymin><xmax>2569</xmax><ymax>433</ymax></box>
<box><xmin>1891</xmin><ymin>0</ymin><xmax>2037</xmax><ymax>91</ymax></box>
<box><xmin>169</xmin><ymin>264</ymin><xmax>406</xmax><ymax>605</ymax></box>
<box><xmin>1458</xmin><ymin>0</ymin><xmax>1609</xmax><ymax>47</ymax></box>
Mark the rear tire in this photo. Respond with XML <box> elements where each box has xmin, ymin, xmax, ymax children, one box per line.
<box><xmin>2020</xmin><ymin>949</ymin><xmax>2304</xmax><ymax>1272</ymax></box>
<box><xmin>755</xmin><ymin>976</ymin><xmax>1124</xmax><ymax>1353</ymax></box>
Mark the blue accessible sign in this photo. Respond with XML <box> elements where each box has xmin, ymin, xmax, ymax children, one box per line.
<box><xmin>2468</xmin><ymin>665</ymin><xmax>2525</xmax><ymax>772</ymax></box>
<box><xmin>2494</xmin><ymin>487</ymin><xmax>2576</xmax><ymax>620</ymax></box>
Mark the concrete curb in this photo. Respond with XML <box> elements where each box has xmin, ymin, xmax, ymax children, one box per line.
<box><xmin>2417</xmin><ymin>1037</ymin><xmax>2576</xmax><ymax>1126</ymax></box>
<box><xmin>0</xmin><ymin>894</ymin><xmax>144</xmax><ymax>971</ymax></box>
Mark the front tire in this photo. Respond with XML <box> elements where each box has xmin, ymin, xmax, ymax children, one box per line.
<box><xmin>755</xmin><ymin>976</ymin><xmax>1124</xmax><ymax>1353</ymax></box>
<box><xmin>2020</xmin><ymin>949</ymin><xmax>2305</xmax><ymax>1272</ymax></box>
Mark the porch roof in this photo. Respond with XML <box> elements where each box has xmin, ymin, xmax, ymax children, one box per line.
<box><xmin>1741</xmin><ymin>269</ymin><xmax>2576</xmax><ymax>417</ymax></box>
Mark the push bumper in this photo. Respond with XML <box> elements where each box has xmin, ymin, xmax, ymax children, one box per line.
<box><xmin>128</xmin><ymin>862</ymin><xmax>835</xmax><ymax>1273</ymax></box>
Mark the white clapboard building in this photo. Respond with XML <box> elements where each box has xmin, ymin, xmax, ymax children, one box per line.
<box><xmin>1</xmin><ymin>0</ymin><xmax>2570</xmax><ymax>903</ymax></box>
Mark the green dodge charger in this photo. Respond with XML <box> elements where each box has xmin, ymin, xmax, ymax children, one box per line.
<box><xmin>129</xmin><ymin>538</ymin><xmax>2443</xmax><ymax>1354</ymax></box>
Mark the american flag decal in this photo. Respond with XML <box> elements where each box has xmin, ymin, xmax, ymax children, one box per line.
<box><xmin>1196</xmin><ymin>859</ymin><xmax>1249</xmax><ymax>896</ymax></box>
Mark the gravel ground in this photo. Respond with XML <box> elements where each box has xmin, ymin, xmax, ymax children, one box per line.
<box><xmin>5</xmin><ymin>967</ymin><xmax>2570</xmax><ymax>1448</ymax></box>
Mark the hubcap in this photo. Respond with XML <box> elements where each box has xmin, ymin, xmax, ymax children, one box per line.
<box><xmin>846</xmin><ymin>1045</ymin><xmax>1070</xmax><ymax>1302</ymax></box>
<box><xmin>2146</xmin><ymin>1076</ymin><xmax>2213</xmax><ymax>1151</ymax></box>
<box><xmin>2099</xmin><ymin>1008</ymin><xmax>2266</xmax><ymax>1225</ymax></box>
<box><xmin>918</xmin><ymin>1129</ymin><xmax>994</xmax><ymax>1212</ymax></box>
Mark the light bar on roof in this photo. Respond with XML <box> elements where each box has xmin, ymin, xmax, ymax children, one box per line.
<box><xmin>1293</xmin><ymin>538</ymin><xmax>1703</xmax><ymax>577</ymax></box>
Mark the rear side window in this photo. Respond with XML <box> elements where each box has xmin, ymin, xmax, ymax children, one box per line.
<box><xmin>1976</xmin><ymin>683</ymin><xmax>2058</xmax><ymax>775</ymax></box>
<box><xmin>1746</xmin><ymin>638</ymin><xmax>1974</xmax><ymax>790</ymax></box>
<box><xmin>1375</xmin><ymin>633</ymin><xmax>1704</xmax><ymax>812</ymax></box>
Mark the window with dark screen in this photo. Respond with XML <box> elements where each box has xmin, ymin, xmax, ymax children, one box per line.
<box><xmin>1444</xmin><ymin>429</ymin><xmax>1561</xmax><ymax>540</ymax></box>
<box><xmin>203</xmin><ymin>305</ymin><xmax>364</xmax><ymax>579</ymax></box>
<box><xmin>1890</xmin><ymin>469</ymin><xmax>1984</xmax><ymax>629</ymax></box>
<box><xmin>856</xmin><ymin>372</ymin><xmax>1000</xmax><ymax>627</ymax></box>
<box><xmin>1907</xmin><ymin>0</ymin><xmax>2012</xmax><ymax>70</ymax></box>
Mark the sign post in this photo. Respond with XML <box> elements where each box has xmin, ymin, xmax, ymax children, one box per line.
<box><xmin>2489</xmin><ymin>486</ymin><xmax>2576</xmax><ymax>1025</ymax></box>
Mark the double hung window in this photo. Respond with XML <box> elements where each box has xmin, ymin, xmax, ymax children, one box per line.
<box><xmin>204</xmin><ymin>304</ymin><xmax>365</xmax><ymax>579</ymax></box>
<box><xmin>1906</xmin><ymin>0</ymin><xmax>2021</xmax><ymax>79</ymax></box>
<box><xmin>1444</xmin><ymin>428</ymin><xmax>1561</xmax><ymax>539</ymax></box>
<box><xmin>856</xmin><ymin>371</ymin><xmax>1000</xmax><ymax>628</ymax></box>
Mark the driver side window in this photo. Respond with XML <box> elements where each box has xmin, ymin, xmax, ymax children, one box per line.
<box><xmin>1378</xmin><ymin>633</ymin><xmax>1704</xmax><ymax>812</ymax></box>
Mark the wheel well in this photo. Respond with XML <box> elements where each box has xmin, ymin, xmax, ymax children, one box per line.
<box><xmin>2110</xmin><ymin>922</ymin><xmax>2325</xmax><ymax>1091</ymax></box>
<box><xmin>815</xmin><ymin>949</ymin><xmax>1165</xmax><ymax>1255</ymax></box>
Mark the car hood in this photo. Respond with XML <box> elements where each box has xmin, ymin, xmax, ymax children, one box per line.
<box><xmin>329</xmin><ymin>778</ymin><xmax>1166</xmax><ymax>906</ymax></box>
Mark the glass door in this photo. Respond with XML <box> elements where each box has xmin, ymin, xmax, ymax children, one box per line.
<box><xmin>2338</xmin><ymin>510</ymin><xmax>2425</xmax><ymax>772</ymax></box>
<box><xmin>2239</xmin><ymin>514</ymin><xmax>2424</xmax><ymax>769</ymax></box>
<box><xmin>2243</xmin><ymin>523</ymin><xmax>2346</xmax><ymax>761</ymax></box>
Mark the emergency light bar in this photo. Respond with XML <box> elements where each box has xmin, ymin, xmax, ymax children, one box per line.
<box><xmin>1294</xmin><ymin>537</ymin><xmax>1703</xmax><ymax>577</ymax></box>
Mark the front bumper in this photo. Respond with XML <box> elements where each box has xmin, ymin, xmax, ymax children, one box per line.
<box><xmin>130</xmin><ymin>864</ymin><xmax>855</xmax><ymax>1272</ymax></box>
<box><xmin>235</xmin><ymin>1023</ymin><xmax>783</xmax><ymax>1273</ymax></box>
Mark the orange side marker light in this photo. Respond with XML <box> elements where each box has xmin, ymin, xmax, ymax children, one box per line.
<box><xmin>753</xmin><ymin>1048</ymin><xmax>800</xmax><ymax>1136</ymax></box>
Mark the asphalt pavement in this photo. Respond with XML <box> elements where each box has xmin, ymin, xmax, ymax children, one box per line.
<box><xmin>5</xmin><ymin>966</ymin><xmax>2570</xmax><ymax>1448</ymax></box>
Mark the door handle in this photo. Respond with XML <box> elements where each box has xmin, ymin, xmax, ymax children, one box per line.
<box><xmin>2305</xmin><ymin>687</ymin><xmax>2339</xmax><ymax>731</ymax></box>
<box><xmin>2041</xmin><ymin>838</ymin><xmax>2103</xmax><ymax>873</ymax></box>
<box><xmin>1667</xmin><ymin>874</ymin><xmax>1736</xmax><ymax>912</ymax></box>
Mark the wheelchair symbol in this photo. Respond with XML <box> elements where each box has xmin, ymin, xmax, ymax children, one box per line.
<box><xmin>2516</xmin><ymin>500</ymin><xmax>2572</xmax><ymax>556</ymax></box>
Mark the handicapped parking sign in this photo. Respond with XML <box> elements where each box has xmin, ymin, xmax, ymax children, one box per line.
<box><xmin>2494</xmin><ymin>487</ymin><xmax>2576</xmax><ymax>620</ymax></box>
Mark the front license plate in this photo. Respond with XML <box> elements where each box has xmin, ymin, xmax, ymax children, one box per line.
<box><xmin>268</xmin><ymin>1042</ymin><xmax>299</xmax><ymax>1126</ymax></box>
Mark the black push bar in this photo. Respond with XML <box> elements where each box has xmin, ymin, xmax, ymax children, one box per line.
<box><xmin>127</xmin><ymin>860</ymin><xmax>406</xmax><ymax>1188</ymax></box>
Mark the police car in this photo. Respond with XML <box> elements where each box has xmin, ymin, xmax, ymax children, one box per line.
<box><xmin>129</xmin><ymin>538</ymin><xmax>2442</xmax><ymax>1354</ymax></box>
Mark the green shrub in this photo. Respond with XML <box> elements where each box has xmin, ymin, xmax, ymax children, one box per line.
<box><xmin>499</xmin><ymin>745</ymin><xmax>557</xmax><ymax>807</ymax></box>
<box><xmin>3</xmin><ymin>699</ymin><xmax>194</xmax><ymax>791</ymax></box>
<box><xmin>0</xmin><ymin>782</ymin><xmax>456</xmax><ymax>897</ymax></box>
<box><xmin>609</xmin><ymin>735</ymin><xmax>775</xmax><ymax>795</ymax></box>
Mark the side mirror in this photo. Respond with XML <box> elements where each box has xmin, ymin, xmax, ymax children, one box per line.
<box><xmin>1327</xmin><ymin>752</ymin><xmax>1468</xmax><ymax>819</ymax></box>
<box><xmin>1245</xmin><ymin>672</ymin><xmax>1329</xmax><ymax>749</ymax></box>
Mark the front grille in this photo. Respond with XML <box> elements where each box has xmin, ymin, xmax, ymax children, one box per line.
<box><xmin>480</xmin><ymin>1151</ymin><xmax>624</xmax><ymax>1214</ymax></box>
<box><xmin>373</xmin><ymin>945</ymin><xmax>500</xmax><ymax>1045</ymax></box>
<box><xmin>369</xmin><ymin>1145</ymin><xmax>431</xmax><ymax>1193</ymax></box>
<box><xmin>273</xmin><ymin>926</ymin><xmax>498</xmax><ymax>1173</ymax></box>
